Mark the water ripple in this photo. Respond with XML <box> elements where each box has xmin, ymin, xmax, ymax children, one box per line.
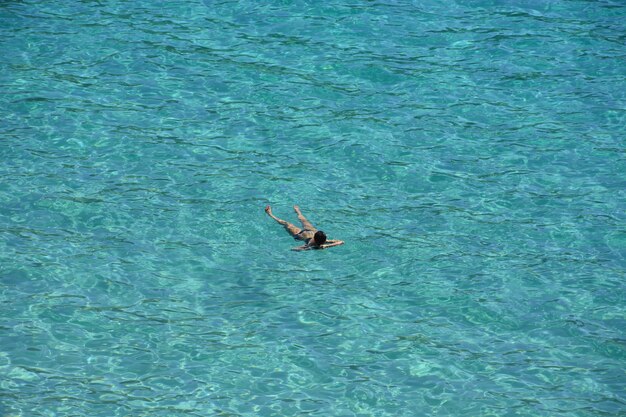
<box><xmin>1</xmin><ymin>0</ymin><xmax>625</xmax><ymax>416</ymax></box>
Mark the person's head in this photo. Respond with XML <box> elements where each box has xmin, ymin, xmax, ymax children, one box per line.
<box><xmin>313</xmin><ymin>230</ymin><xmax>327</xmax><ymax>246</ymax></box>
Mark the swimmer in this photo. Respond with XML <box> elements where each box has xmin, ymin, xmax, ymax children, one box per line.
<box><xmin>265</xmin><ymin>205</ymin><xmax>345</xmax><ymax>251</ymax></box>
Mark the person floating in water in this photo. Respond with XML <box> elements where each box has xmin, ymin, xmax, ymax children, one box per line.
<box><xmin>265</xmin><ymin>205</ymin><xmax>345</xmax><ymax>251</ymax></box>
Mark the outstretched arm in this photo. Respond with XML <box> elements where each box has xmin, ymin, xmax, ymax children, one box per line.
<box><xmin>320</xmin><ymin>240</ymin><xmax>344</xmax><ymax>249</ymax></box>
<box><xmin>291</xmin><ymin>240</ymin><xmax>344</xmax><ymax>251</ymax></box>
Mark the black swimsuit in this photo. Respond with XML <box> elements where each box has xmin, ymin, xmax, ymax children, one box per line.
<box><xmin>294</xmin><ymin>228</ymin><xmax>315</xmax><ymax>243</ymax></box>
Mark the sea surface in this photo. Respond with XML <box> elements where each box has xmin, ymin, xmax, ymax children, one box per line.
<box><xmin>1</xmin><ymin>1</ymin><xmax>625</xmax><ymax>416</ymax></box>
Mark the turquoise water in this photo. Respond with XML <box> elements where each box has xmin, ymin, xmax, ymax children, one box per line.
<box><xmin>1</xmin><ymin>0</ymin><xmax>625</xmax><ymax>415</ymax></box>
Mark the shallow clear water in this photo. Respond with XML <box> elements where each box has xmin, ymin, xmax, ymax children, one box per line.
<box><xmin>1</xmin><ymin>0</ymin><xmax>625</xmax><ymax>416</ymax></box>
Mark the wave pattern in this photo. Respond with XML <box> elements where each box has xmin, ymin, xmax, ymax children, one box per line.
<box><xmin>1</xmin><ymin>0</ymin><xmax>625</xmax><ymax>416</ymax></box>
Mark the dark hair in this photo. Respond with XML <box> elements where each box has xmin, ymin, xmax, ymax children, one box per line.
<box><xmin>314</xmin><ymin>230</ymin><xmax>327</xmax><ymax>245</ymax></box>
